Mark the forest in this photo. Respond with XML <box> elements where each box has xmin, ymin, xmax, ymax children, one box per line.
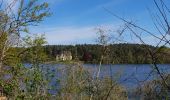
<box><xmin>42</xmin><ymin>44</ymin><xmax>170</xmax><ymax>64</ymax></box>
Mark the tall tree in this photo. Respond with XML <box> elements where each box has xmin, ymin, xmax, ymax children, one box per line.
<box><xmin>0</xmin><ymin>0</ymin><xmax>50</xmax><ymax>98</ymax></box>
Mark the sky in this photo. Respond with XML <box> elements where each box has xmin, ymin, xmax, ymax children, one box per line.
<box><xmin>5</xmin><ymin>0</ymin><xmax>170</xmax><ymax>45</ymax></box>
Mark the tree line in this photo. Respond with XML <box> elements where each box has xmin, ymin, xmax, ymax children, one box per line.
<box><xmin>42</xmin><ymin>44</ymin><xmax>170</xmax><ymax>64</ymax></box>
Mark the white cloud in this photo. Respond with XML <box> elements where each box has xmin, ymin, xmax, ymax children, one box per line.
<box><xmin>30</xmin><ymin>26</ymin><xmax>97</xmax><ymax>45</ymax></box>
<box><xmin>29</xmin><ymin>23</ymin><xmax>123</xmax><ymax>45</ymax></box>
<box><xmin>46</xmin><ymin>27</ymin><xmax>96</xmax><ymax>45</ymax></box>
<box><xmin>27</xmin><ymin>22</ymin><xmax>169</xmax><ymax>46</ymax></box>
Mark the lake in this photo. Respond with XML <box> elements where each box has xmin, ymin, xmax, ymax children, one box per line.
<box><xmin>43</xmin><ymin>64</ymin><xmax>170</xmax><ymax>90</ymax></box>
<box><xmin>26</xmin><ymin>63</ymin><xmax>170</xmax><ymax>98</ymax></box>
<box><xmin>84</xmin><ymin>64</ymin><xmax>170</xmax><ymax>88</ymax></box>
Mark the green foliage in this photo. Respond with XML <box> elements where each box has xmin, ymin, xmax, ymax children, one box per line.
<box><xmin>0</xmin><ymin>0</ymin><xmax>50</xmax><ymax>97</ymax></box>
<box><xmin>22</xmin><ymin>34</ymin><xmax>47</xmax><ymax>64</ymax></box>
<box><xmin>18</xmin><ymin>34</ymin><xmax>51</xmax><ymax>99</ymax></box>
<box><xmin>42</xmin><ymin>44</ymin><xmax>170</xmax><ymax>64</ymax></box>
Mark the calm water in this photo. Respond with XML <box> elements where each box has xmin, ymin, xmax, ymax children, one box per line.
<box><xmin>43</xmin><ymin>64</ymin><xmax>170</xmax><ymax>92</ymax></box>
<box><xmin>26</xmin><ymin>63</ymin><xmax>170</xmax><ymax>97</ymax></box>
<box><xmin>83</xmin><ymin>64</ymin><xmax>170</xmax><ymax>89</ymax></box>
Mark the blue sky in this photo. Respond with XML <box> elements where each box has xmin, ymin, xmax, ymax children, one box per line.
<box><xmin>7</xmin><ymin>0</ymin><xmax>170</xmax><ymax>45</ymax></box>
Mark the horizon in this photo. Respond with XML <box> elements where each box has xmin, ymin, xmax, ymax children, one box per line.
<box><xmin>43</xmin><ymin>43</ymin><xmax>162</xmax><ymax>48</ymax></box>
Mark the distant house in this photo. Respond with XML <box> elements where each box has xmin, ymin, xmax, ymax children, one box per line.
<box><xmin>56</xmin><ymin>51</ymin><xmax>72</xmax><ymax>61</ymax></box>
